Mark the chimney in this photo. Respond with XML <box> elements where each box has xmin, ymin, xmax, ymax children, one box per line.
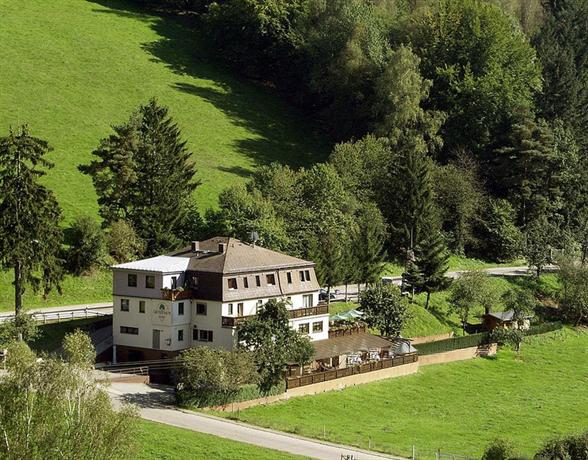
<box><xmin>218</xmin><ymin>243</ymin><xmax>226</xmax><ymax>253</ymax></box>
<box><xmin>191</xmin><ymin>241</ymin><xmax>200</xmax><ymax>252</ymax></box>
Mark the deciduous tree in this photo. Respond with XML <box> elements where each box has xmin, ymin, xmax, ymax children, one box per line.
<box><xmin>359</xmin><ymin>284</ymin><xmax>410</xmax><ymax>337</ymax></box>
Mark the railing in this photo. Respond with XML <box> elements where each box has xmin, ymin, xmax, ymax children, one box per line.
<box><xmin>0</xmin><ymin>306</ymin><xmax>113</xmax><ymax>324</ymax></box>
<box><xmin>160</xmin><ymin>288</ymin><xmax>193</xmax><ymax>301</ymax></box>
<box><xmin>328</xmin><ymin>324</ymin><xmax>367</xmax><ymax>338</ymax></box>
<box><xmin>222</xmin><ymin>303</ymin><xmax>329</xmax><ymax>328</ymax></box>
<box><xmin>286</xmin><ymin>354</ymin><xmax>418</xmax><ymax>390</ymax></box>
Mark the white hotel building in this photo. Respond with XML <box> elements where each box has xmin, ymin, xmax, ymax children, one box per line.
<box><xmin>111</xmin><ymin>237</ymin><xmax>329</xmax><ymax>362</ymax></box>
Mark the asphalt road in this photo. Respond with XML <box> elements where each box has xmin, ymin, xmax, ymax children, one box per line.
<box><xmin>108</xmin><ymin>382</ymin><xmax>405</xmax><ymax>460</ymax></box>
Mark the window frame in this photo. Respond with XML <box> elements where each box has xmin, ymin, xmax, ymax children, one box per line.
<box><xmin>127</xmin><ymin>273</ymin><xmax>137</xmax><ymax>287</ymax></box>
<box><xmin>228</xmin><ymin>303</ymin><xmax>234</xmax><ymax>315</ymax></box>
<box><xmin>227</xmin><ymin>278</ymin><xmax>238</xmax><ymax>290</ymax></box>
<box><xmin>178</xmin><ymin>329</ymin><xmax>184</xmax><ymax>342</ymax></box>
<box><xmin>286</xmin><ymin>272</ymin><xmax>292</xmax><ymax>284</ymax></box>
<box><xmin>145</xmin><ymin>275</ymin><xmax>155</xmax><ymax>289</ymax></box>
<box><xmin>120</xmin><ymin>299</ymin><xmax>129</xmax><ymax>312</ymax></box>
<box><xmin>196</xmin><ymin>303</ymin><xmax>207</xmax><ymax>316</ymax></box>
<box><xmin>243</xmin><ymin>277</ymin><xmax>249</xmax><ymax>288</ymax></box>
<box><xmin>255</xmin><ymin>275</ymin><xmax>261</xmax><ymax>287</ymax></box>
<box><xmin>139</xmin><ymin>301</ymin><xmax>145</xmax><ymax>314</ymax></box>
<box><xmin>120</xmin><ymin>326</ymin><xmax>138</xmax><ymax>335</ymax></box>
<box><xmin>266</xmin><ymin>273</ymin><xmax>276</xmax><ymax>286</ymax></box>
<box><xmin>178</xmin><ymin>302</ymin><xmax>184</xmax><ymax>316</ymax></box>
<box><xmin>298</xmin><ymin>323</ymin><xmax>310</xmax><ymax>334</ymax></box>
<box><xmin>312</xmin><ymin>321</ymin><xmax>323</xmax><ymax>333</ymax></box>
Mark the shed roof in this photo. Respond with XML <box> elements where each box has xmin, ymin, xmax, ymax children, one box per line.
<box><xmin>483</xmin><ymin>310</ymin><xmax>533</xmax><ymax>322</ymax></box>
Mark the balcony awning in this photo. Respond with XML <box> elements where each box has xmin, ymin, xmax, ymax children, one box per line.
<box><xmin>312</xmin><ymin>333</ymin><xmax>394</xmax><ymax>360</ymax></box>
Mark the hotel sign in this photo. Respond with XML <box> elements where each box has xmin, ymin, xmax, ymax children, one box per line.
<box><xmin>153</xmin><ymin>303</ymin><xmax>171</xmax><ymax>325</ymax></box>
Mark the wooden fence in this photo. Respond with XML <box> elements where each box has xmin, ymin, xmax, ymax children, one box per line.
<box><xmin>286</xmin><ymin>353</ymin><xmax>418</xmax><ymax>390</ymax></box>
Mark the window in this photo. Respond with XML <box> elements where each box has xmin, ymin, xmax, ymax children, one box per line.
<box><xmin>171</xmin><ymin>276</ymin><xmax>178</xmax><ymax>289</ymax></box>
<box><xmin>191</xmin><ymin>276</ymin><xmax>199</xmax><ymax>288</ymax></box>
<box><xmin>266</xmin><ymin>274</ymin><xmax>276</xmax><ymax>286</ymax></box>
<box><xmin>178</xmin><ymin>302</ymin><xmax>184</xmax><ymax>316</ymax></box>
<box><xmin>228</xmin><ymin>278</ymin><xmax>237</xmax><ymax>290</ymax></box>
<box><xmin>237</xmin><ymin>303</ymin><xmax>244</xmax><ymax>316</ymax></box>
<box><xmin>193</xmin><ymin>329</ymin><xmax>214</xmax><ymax>342</ymax></box>
<box><xmin>128</xmin><ymin>273</ymin><xmax>137</xmax><ymax>287</ymax></box>
<box><xmin>120</xmin><ymin>326</ymin><xmax>138</xmax><ymax>335</ymax></box>
<box><xmin>243</xmin><ymin>277</ymin><xmax>249</xmax><ymax>288</ymax></box>
<box><xmin>298</xmin><ymin>323</ymin><xmax>309</xmax><ymax>334</ymax></box>
<box><xmin>312</xmin><ymin>321</ymin><xmax>323</xmax><ymax>333</ymax></box>
<box><xmin>146</xmin><ymin>275</ymin><xmax>155</xmax><ymax>289</ymax></box>
<box><xmin>255</xmin><ymin>275</ymin><xmax>261</xmax><ymax>287</ymax></box>
<box><xmin>299</xmin><ymin>270</ymin><xmax>305</xmax><ymax>282</ymax></box>
<box><xmin>228</xmin><ymin>303</ymin><xmax>234</xmax><ymax>315</ymax></box>
<box><xmin>178</xmin><ymin>329</ymin><xmax>184</xmax><ymax>342</ymax></box>
<box><xmin>303</xmin><ymin>294</ymin><xmax>313</xmax><ymax>308</ymax></box>
<box><xmin>196</xmin><ymin>303</ymin><xmax>207</xmax><ymax>315</ymax></box>
<box><xmin>139</xmin><ymin>301</ymin><xmax>145</xmax><ymax>313</ymax></box>
<box><xmin>305</xmin><ymin>270</ymin><xmax>311</xmax><ymax>281</ymax></box>
<box><xmin>287</xmin><ymin>272</ymin><xmax>292</xmax><ymax>284</ymax></box>
<box><xmin>120</xmin><ymin>299</ymin><xmax>129</xmax><ymax>312</ymax></box>
<box><xmin>256</xmin><ymin>299</ymin><xmax>263</xmax><ymax>312</ymax></box>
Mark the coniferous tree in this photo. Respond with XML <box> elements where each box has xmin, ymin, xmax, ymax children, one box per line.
<box><xmin>309</xmin><ymin>227</ymin><xmax>345</xmax><ymax>306</ymax></box>
<box><xmin>80</xmin><ymin>99</ymin><xmax>199</xmax><ymax>255</ymax></box>
<box><xmin>353</xmin><ymin>203</ymin><xmax>387</xmax><ymax>288</ymax></box>
<box><xmin>417</xmin><ymin>231</ymin><xmax>451</xmax><ymax>310</ymax></box>
<box><xmin>0</xmin><ymin>126</ymin><xmax>63</xmax><ymax>315</ymax></box>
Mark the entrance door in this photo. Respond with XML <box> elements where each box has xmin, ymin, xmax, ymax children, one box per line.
<box><xmin>152</xmin><ymin>329</ymin><xmax>161</xmax><ymax>349</ymax></box>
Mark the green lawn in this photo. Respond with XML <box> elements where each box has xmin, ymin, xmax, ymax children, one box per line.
<box><xmin>32</xmin><ymin>316</ymin><xmax>108</xmax><ymax>353</ymax></box>
<box><xmin>135</xmin><ymin>420</ymin><xmax>304</xmax><ymax>459</ymax></box>
<box><xmin>222</xmin><ymin>328</ymin><xmax>588</xmax><ymax>459</ymax></box>
<box><xmin>0</xmin><ymin>269</ymin><xmax>112</xmax><ymax>311</ymax></box>
<box><xmin>0</xmin><ymin>0</ymin><xmax>327</xmax><ymax>224</ymax></box>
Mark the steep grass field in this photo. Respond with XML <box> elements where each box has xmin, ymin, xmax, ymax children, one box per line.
<box><xmin>223</xmin><ymin>328</ymin><xmax>588</xmax><ymax>459</ymax></box>
<box><xmin>0</xmin><ymin>0</ymin><xmax>327</xmax><ymax>223</ymax></box>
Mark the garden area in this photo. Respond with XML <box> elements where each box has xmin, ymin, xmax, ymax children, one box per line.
<box><xmin>221</xmin><ymin>328</ymin><xmax>588</xmax><ymax>459</ymax></box>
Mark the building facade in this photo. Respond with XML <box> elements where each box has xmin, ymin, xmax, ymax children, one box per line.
<box><xmin>111</xmin><ymin>237</ymin><xmax>327</xmax><ymax>362</ymax></box>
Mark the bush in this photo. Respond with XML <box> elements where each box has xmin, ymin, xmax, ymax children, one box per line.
<box><xmin>535</xmin><ymin>431</ymin><xmax>588</xmax><ymax>460</ymax></box>
<box><xmin>62</xmin><ymin>330</ymin><xmax>96</xmax><ymax>368</ymax></box>
<box><xmin>108</xmin><ymin>220</ymin><xmax>145</xmax><ymax>263</ymax></box>
<box><xmin>482</xmin><ymin>438</ymin><xmax>517</xmax><ymax>460</ymax></box>
<box><xmin>176</xmin><ymin>347</ymin><xmax>258</xmax><ymax>408</ymax></box>
<box><xmin>0</xmin><ymin>313</ymin><xmax>39</xmax><ymax>346</ymax></box>
<box><xmin>66</xmin><ymin>216</ymin><xmax>106</xmax><ymax>275</ymax></box>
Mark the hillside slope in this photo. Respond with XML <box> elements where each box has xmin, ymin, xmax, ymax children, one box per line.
<box><xmin>0</xmin><ymin>0</ymin><xmax>327</xmax><ymax>222</ymax></box>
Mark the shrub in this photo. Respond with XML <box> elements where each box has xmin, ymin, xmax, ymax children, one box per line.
<box><xmin>108</xmin><ymin>220</ymin><xmax>145</xmax><ymax>263</ymax></box>
<box><xmin>535</xmin><ymin>431</ymin><xmax>588</xmax><ymax>459</ymax></box>
<box><xmin>66</xmin><ymin>216</ymin><xmax>106</xmax><ymax>275</ymax></box>
<box><xmin>176</xmin><ymin>347</ymin><xmax>258</xmax><ymax>407</ymax></box>
<box><xmin>62</xmin><ymin>330</ymin><xmax>96</xmax><ymax>368</ymax></box>
<box><xmin>0</xmin><ymin>313</ymin><xmax>39</xmax><ymax>346</ymax></box>
<box><xmin>482</xmin><ymin>438</ymin><xmax>517</xmax><ymax>460</ymax></box>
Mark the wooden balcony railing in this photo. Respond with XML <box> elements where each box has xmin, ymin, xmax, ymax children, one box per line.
<box><xmin>222</xmin><ymin>303</ymin><xmax>329</xmax><ymax>328</ymax></box>
<box><xmin>160</xmin><ymin>288</ymin><xmax>193</xmax><ymax>301</ymax></box>
<box><xmin>328</xmin><ymin>324</ymin><xmax>367</xmax><ymax>339</ymax></box>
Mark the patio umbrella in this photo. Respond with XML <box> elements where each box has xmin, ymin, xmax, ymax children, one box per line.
<box><xmin>329</xmin><ymin>312</ymin><xmax>348</xmax><ymax>321</ymax></box>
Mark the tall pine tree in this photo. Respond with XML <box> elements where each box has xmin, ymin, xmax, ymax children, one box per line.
<box><xmin>0</xmin><ymin>126</ymin><xmax>63</xmax><ymax>315</ymax></box>
<box><xmin>80</xmin><ymin>99</ymin><xmax>199</xmax><ymax>255</ymax></box>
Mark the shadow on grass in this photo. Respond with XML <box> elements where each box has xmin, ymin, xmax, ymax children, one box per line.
<box><xmin>87</xmin><ymin>0</ymin><xmax>328</xmax><ymax>169</ymax></box>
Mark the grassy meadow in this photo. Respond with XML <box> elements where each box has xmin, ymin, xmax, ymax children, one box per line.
<box><xmin>222</xmin><ymin>328</ymin><xmax>588</xmax><ymax>459</ymax></box>
<box><xmin>0</xmin><ymin>0</ymin><xmax>327</xmax><ymax>223</ymax></box>
<box><xmin>135</xmin><ymin>420</ymin><xmax>304</xmax><ymax>460</ymax></box>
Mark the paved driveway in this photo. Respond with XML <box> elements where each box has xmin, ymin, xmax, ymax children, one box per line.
<box><xmin>108</xmin><ymin>382</ymin><xmax>405</xmax><ymax>460</ymax></box>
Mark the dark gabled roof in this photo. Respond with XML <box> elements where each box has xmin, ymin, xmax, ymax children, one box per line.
<box><xmin>168</xmin><ymin>237</ymin><xmax>314</xmax><ymax>275</ymax></box>
<box><xmin>312</xmin><ymin>333</ymin><xmax>395</xmax><ymax>360</ymax></box>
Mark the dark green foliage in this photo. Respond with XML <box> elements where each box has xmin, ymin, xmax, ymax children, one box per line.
<box><xmin>449</xmin><ymin>271</ymin><xmax>497</xmax><ymax>331</ymax></box>
<box><xmin>309</xmin><ymin>227</ymin><xmax>346</xmax><ymax>304</ymax></box>
<box><xmin>359</xmin><ymin>284</ymin><xmax>410</xmax><ymax>337</ymax></box>
<box><xmin>237</xmin><ymin>299</ymin><xmax>314</xmax><ymax>393</ymax></box>
<box><xmin>108</xmin><ymin>220</ymin><xmax>145</xmax><ymax>263</ymax></box>
<box><xmin>80</xmin><ymin>99</ymin><xmax>199</xmax><ymax>256</ymax></box>
<box><xmin>558</xmin><ymin>260</ymin><xmax>588</xmax><ymax>325</ymax></box>
<box><xmin>475</xmin><ymin>199</ymin><xmax>522</xmax><ymax>262</ymax></box>
<box><xmin>491</xmin><ymin>327</ymin><xmax>526</xmax><ymax>354</ymax></box>
<box><xmin>534</xmin><ymin>0</ymin><xmax>588</xmax><ymax>152</ymax></box>
<box><xmin>415</xmin><ymin>231</ymin><xmax>451</xmax><ymax>309</ymax></box>
<box><xmin>482</xmin><ymin>438</ymin><xmax>518</xmax><ymax>460</ymax></box>
<box><xmin>176</xmin><ymin>347</ymin><xmax>258</xmax><ymax>407</ymax></box>
<box><xmin>535</xmin><ymin>431</ymin><xmax>588</xmax><ymax>460</ymax></box>
<box><xmin>523</xmin><ymin>216</ymin><xmax>559</xmax><ymax>276</ymax></box>
<box><xmin>66</xmin><ymin>216</ymin><xmax>106</xmax><ymax>275</ymax></box>
<box><xmin>410</xmin><ymin>0</ymin><xmax>542</xmax><ymax>157</ymax></box>
<box><xmin>433</xmin><ymin>159</ymin><xmax>483</xmax><ymax>255</ymax></box>
<box><xmin>352</xmin><ymin>202</ymin><xmax>387</xmax><ymax>286</ymax></box>
<box><xmin>0</xmin><ymin>126</ymin><xmax>63</xmax><ymax>314</ymax></box>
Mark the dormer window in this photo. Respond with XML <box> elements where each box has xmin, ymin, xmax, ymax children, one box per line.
<box><xmin>266</xmin><ymin>274</ymin><xmax>276</xmax><ymax>286</ymax></box>
<box><xmin>228</xmin><ymin>278</ymin><xmax>237</xmax><ymax>290</ymax></box>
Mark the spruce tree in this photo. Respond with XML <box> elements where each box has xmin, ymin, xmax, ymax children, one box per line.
<box><xmin>0</xmin><ymin>126</ymin><xmax>63</xmax><ymax>315</ymax></box>
<box><xmin>80</xmin><ymin>99</ymin><xmax>199</xmax><ymax>255</ymax></box>
<box><xmin>417</xmin><ymin>231</ymin><xmax>451</xmax><ymax>309</ymax></box>
<box><xmin>353</xmin><ymin>203</ymin><xmax>387</xmax><ymax>288</ymax></box>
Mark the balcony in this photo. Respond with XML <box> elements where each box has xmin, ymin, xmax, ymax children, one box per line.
<box><xmin>160</xmin><ymin>288</ymin><xmax>193</xmax><ymax>301</ymax></box>
<box><xmin>222</xmin><ymin>302</ymin><xmax>329</xmax><ymax>328</ymax></box>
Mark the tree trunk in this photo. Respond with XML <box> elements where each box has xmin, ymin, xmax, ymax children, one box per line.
<box><xmin>425</xmin><ymin>291</ymin><xmax>431</xmax><ymax>310</ymax></box>
<box><xmin>344</xmin><ymin>283</ymin><xmax>348</xmax><ymax>302</ymax></box>
<box><xmin>14</xmin><ymin>259</ymin><xmax>23</xmax><ymax>316</ymax></box>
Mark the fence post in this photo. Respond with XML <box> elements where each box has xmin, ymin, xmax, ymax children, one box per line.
<box><xmin>412</xmin><ymin>444</ymin><xmax>415</xmax><ymax>460</ymax></box>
